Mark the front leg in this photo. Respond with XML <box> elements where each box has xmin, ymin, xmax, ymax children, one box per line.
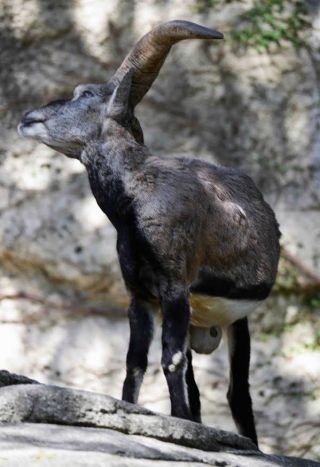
<box><xmin>122</xmin><ymin>296</ymin><xmax>154</xmax><ymax>404</ymax></box>
<box><xmin>160</xmin><ymin>287</ymin><xmax>193</xmax><ymax>421</ymax></box>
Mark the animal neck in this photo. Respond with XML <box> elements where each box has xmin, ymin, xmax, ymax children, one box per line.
<box><xmin>80</xmin><ymin>130</ymin><xmax>148</xmax><ymax>228</ymax></box>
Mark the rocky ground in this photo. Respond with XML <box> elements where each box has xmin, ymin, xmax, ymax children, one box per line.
<box><xmin>0</xmin><ymin>372</ymin><xmax>319</xmax><ymax>466</ymax></box>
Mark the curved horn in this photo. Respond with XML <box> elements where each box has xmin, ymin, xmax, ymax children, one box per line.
<box><xmin>110</xmin><ymin>20</ymin><xmax>223</xmax><ymax>107</ymax></box>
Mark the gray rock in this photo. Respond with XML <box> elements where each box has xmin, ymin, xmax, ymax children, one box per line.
<box><xmin>0</xmin><ymin>371</ymin><xmax>318</xmax><ymax>466</ymax></box>
<box><xmin>0</xmin><ymin>369</ymin><xmax>39</xmax><ymax>387</ymax></box>
<box><xmin>0</xmin><ymin>423</ymin><xmax>314</xmax><ymax>467</ymax></box>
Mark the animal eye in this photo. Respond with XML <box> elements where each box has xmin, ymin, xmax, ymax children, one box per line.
<box><xmin>81</xmin><ymin>90</ymin><xmax>94</xmax><ymax>98</ymax></box>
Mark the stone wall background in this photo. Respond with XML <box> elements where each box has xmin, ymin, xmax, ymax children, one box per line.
<box><xmin>1</xmin><ymin>0</ymin><xmax>320</xmax><ymax>287</ymax></box>
<box><xmin>0</xmin><ymin>0</ymin><xmax>320</xmax><ymax>461</ymax></box>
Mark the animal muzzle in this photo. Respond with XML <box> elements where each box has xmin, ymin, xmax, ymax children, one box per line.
<box><xmin>18</xmin><ymin>109</ymin><xmax>47</xmax><ymax>135</ymax></box>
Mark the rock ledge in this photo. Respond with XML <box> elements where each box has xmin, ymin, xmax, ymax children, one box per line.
<box><xmin>0</xmin><ymin>370</ymin><xmax>318</xmax><ymax>466</ymax></box>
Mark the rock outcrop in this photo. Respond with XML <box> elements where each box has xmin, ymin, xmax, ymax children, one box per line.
<box><xmin>0</xmin><ymin>370</ymin><xmax>318</xmax><ymax>466</ymax></box>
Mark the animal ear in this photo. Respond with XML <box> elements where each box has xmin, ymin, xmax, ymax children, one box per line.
<box><xmin>106</xmin><ymin>69</ymin><xmax>133</xmax><ymax>119</ymax></box>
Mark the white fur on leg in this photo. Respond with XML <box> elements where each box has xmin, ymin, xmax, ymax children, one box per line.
<box><xmin>168</xmin><ymin>351</ymin><xmax>183</xmax><ymax>372</ymax></box>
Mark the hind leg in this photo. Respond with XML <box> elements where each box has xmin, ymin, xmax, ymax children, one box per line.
<box><xmin>226</xmin><ymin>317</ymin><xmax>258</xmax><ymax>446</ymax></box>
<box><xmin>186</xmin><ymin>348</ymin><xmax>201</xmax><ymax>422</ymax></box>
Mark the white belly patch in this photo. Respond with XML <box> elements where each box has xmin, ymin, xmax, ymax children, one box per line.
<box><xmin>189</xmin><ymin>294</ymin><xmax>258</xmax><ymax>328</ymax></box>
<box><xmin>188</xmin><ymin>294</ymin><xmax>258</xmax><ymax>354</ymax></box>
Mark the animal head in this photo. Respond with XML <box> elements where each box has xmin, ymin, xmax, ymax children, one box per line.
<box><xmin>18</xmin><ymin>74</ymin><xmax>135</xmax><ymax>159</ymax></box>
<box><xmin>18</xmin><ymin>20</ymin><xmax>223</xmax><ymax>158</ymax></box>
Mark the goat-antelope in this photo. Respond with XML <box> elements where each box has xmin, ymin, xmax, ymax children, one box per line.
<box><xmin>18</xmin><ymin>20</ymin><xmax>280</xmax><ymax>446</ymax></box>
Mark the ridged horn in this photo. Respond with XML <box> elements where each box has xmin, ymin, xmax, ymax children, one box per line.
<box><xmin>110</xmin><ymin>20</ymin><xmax>223</xmax><ymax>107</ymax></box>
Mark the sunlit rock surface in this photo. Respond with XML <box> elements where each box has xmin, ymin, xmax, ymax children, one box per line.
<box><xmin>0</xmin><ymin>373</ymin><xmax>319</xmax><ymax>466</ymax></box>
